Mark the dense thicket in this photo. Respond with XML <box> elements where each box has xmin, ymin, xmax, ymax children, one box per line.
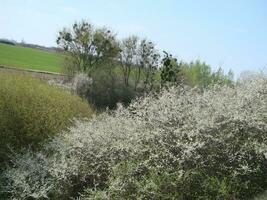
<box><xmin>2</xmin><ymin>73</ymin><xmax>266</xmax><ymax>199</ymax></box>
<box><xmin>0</xmin><ymin>72</ymin><xmax>92</xmax><ymax>166</ymax></box>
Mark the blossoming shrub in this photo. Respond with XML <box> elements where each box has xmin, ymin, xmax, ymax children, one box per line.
<box><xmin>72</xmin><ymin>73</ymin><xmax>92</xmax><ymax>97</ymax></box>
<box><xmin>2</xmin><ymin>74</ymin><xmax>266</xmax><ymax>199</ymax></box>
<box><xmin>0</xmin><ymin>72</ymin><xmax>92</xmax><ymax>166</ymax></box>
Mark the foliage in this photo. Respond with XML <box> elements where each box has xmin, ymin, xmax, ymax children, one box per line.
<box><xmin>0</xmin><ymin>72</ymin><xmax>92</xmax><ymax>166</ymax></box>
<box><xmin>119</xmin><ymin>35</ymin><xmax>139</xmax><ymax>87</ymax></box>
<box><xmin>119</xmin><ymin>35</ymin><xmax>161</xmax><ymax>91</ymax></box>
<box><xmin>57</xmin><ymin>21</ymin><xmax>138</xmax><ymax>109</ymax></box>
<box><xmin>136</xmin><ymin>39</ymin><xmax>160</xmax><ymax>90</ymax></box>
<box><xmin>72</xmin><ymin>73</ymin><xmax>92</xmax><ymax>98</ymax></box>
<box><xmin>2</xmin><ymin>73</ymin><xmax>266</xmax><ymax>199</ymax></box>
<box><xmin>160</xmin><ymin>51</ymin><xmax>183</xmax><ymax>85</ymax></box>
<box><xmin>57</xmin><ymin>21</ymin><xmax>234</xmax><ymax>110</ymax></box>
<box><xmin>182</xmin><ymin>60</ymin><xmax>234</xmax><ymax>87</ymax></box>
<box><xmin>0</xmin><ymin>43</ymin><xmax>63</xmax><ymax>73</ymax></box>
<box><xmin>254</xmin><ymin>191</ymin><xmax>267</xmax><ymax>200</ymax></box>
<box><xmin>82</xmin><ymin>67</ymin><xmax>135</xmax><ymax>109</ymax></box>
<box><xmin>71</xmin><ymin>71</ymin><xmax>135</xmax><ymax>109</ymax></box>
<box><xmin>57</xmin><ymin>21</ymin><xmax>120</xmax><ymax>75</ymax></box>
<box><xmin>58</xmin><ymin>21</ymin><xmax>161</xmax><ymax>91</ymax></box>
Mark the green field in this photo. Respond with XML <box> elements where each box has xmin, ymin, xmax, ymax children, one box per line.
<box><xmin>0</xmin><ymin>43</ymin><xmax>64</xmax><ymax>73</ymax></box>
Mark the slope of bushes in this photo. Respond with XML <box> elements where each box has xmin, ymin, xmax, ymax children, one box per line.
<box><xmin>0</xmin><ymin>72</ymin><xmax>92</xmax><ymax>165</ymax></box>
<box><xmin>1</xmin><ymin>74</ymin><xmax>266</xmax><ymax>199</ymax></box>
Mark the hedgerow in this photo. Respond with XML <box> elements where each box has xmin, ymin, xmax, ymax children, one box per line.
<box><xmin>2</xmin><ymin>73</ymin><xmax>266</xmax><ymax>199</ymax></box>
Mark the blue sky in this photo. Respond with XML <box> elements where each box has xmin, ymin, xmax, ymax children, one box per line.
<box><xmin>1</xmin><ymin>0</ymin><xmax>267</xmax><ymax>76</ymax></box>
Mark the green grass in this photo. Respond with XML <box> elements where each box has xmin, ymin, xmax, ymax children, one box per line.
<box><xmin>0</xmin><ymin>43</ymin><xmax>64</xmax><ymax>73</ymax></box>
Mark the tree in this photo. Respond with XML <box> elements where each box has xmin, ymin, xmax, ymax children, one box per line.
<box><xmin>57</xmin><ymin>21</ymin><xmax>120</xmax><ymax>75</ymax></box>
<box><xmin>135</xmin><ymin>39</ymin><xmax>160</xmax><ymax>90</ymax></box>
<box><xmin>184</xmin><ymin>60</ymin><xmax>212</xmax><ymax>87</ymax></box>
<box><xmin>213</xmin><ymin>67</ymin><xmax>224</xmax><ymax>83</ymax></box>
<box><xmin>119</xmin><ymin>35</ymin><xmax>139</xmax><ymax>87</ymax></box>
<box><xmin>225</xmin><ymin>69</ymin><xmax>234</xmax><ymax>85</ymax></box>
<box><xmin>93</xmin><ymin>27</ymin><xmax>120</xmax><ymax>66</ymax></box>
<box><xmin>182</xmin><ymin>61</ymin><xmax>234</xmax><ymax>87</ymax></box>
<box><xmin>160</xmin><ymin>51</ymin><xmax>182</xmax><ymax>85</ymax></box>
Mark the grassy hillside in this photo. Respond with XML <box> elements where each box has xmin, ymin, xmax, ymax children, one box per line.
<box><xmin>0</xmin><ymin>43</ymin><xmax>64</xmax><ymax>73</ymax></box>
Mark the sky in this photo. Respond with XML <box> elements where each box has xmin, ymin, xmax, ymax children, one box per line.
<box><xmin>1</xmin><ymin>0</ymin><xmax>267</xmax><ymax>76</ymax></box>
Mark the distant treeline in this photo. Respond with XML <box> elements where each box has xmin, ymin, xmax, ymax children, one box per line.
<box><xmin>0</xmin><ymin>38</ymin><xmax>61</xmax><ymax>52</ymax></box>
<box><xmin>0</xmin><ymin>38</ymin><xmax>16</xmax><ymax>45</ymax></box>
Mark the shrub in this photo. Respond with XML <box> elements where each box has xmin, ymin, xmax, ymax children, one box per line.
<box><xmin>254</xmin><ymin>191</ymin><xmax>267</xmax><ymax>200</ymax></box>
<box><xmin>82</xmin><ymin>68</ymin><xmax>135</xmax><ymax>109</ymax></box>
<box><xmin>0</xmin><ymin>72</ymin><xmax>92</xmax><ymax>165</ymax></box>
<box><xmin>72</xmin><ymin>73</ymin><xmax>92</xmax><ymax>98</ymax></box>
<box><xmin>2</xmin><ymin>73</ymin><xmax>266</xmax><ymax>199</ymax></box>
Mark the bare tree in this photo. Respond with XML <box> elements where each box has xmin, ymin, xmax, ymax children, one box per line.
<box><xmin>135</xmin><ymin>39</ymin><xmax>160</xmax><ymax>90</ymax></box>
<box><xmin>119</xmin><ymin>35</ymin><xmax>139</xmax><ymax>87</ymax></box>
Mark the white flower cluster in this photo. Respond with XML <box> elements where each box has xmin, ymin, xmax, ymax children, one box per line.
<box><xmin>2</xmin><ymin>74</ymin><xmax>267</xmax><ymax>199</ymax></box>
<box><xmin>47</xmin><ymin>73</ymin><xmax>92</xmax><ymax>94</ymax></box>
<box><xmin>72</xmin><ymin>73</ymin><xmax>92</xmax><ymax>97</ymax></box>
<box><xmin>47</xmin><ymin>79</ymin><xmax>73</xmax><ymax>91</ymax></box>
